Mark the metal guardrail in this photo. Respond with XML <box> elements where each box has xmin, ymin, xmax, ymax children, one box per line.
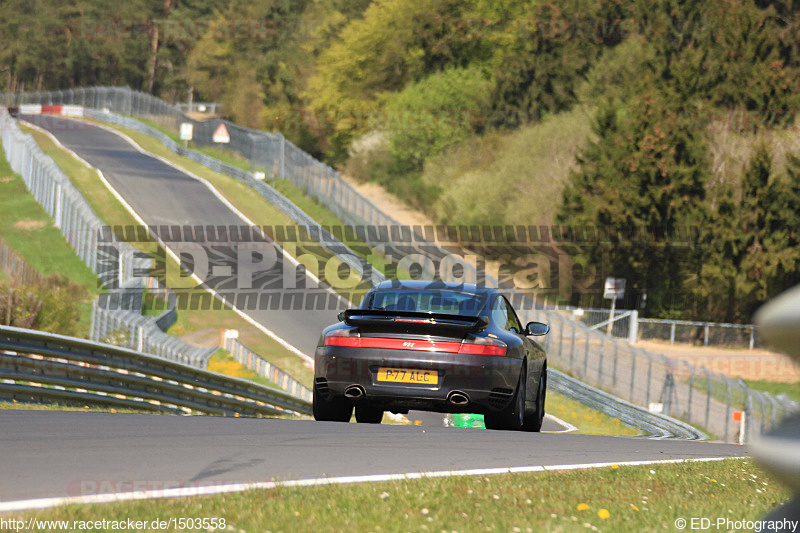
<box><xmin>550</xmin><ymin>369</ymin><xmax>706</xmax><ymax>439</ymax></box>
<box><xmin>222</xmin><ymin>334</ymin><xmax>312</xmax><ymax>402</ymax></box>
<box><xmin>0</xmin><ymin>325</ymin><xmax>312</xmax><ymax>417</ymax></box>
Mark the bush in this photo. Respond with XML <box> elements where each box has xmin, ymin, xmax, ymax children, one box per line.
<box><xmin>385</xmin><ymin>65</ymin><xmax>492</xmax><ymax>173</ymax></box>
<box><xmin>0</xmin><ymin>275</ymin><xmax>85</xmax><ymax>336</ymax></box>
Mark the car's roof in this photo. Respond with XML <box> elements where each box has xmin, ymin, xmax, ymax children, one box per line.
<box><xmin>371</xmin><ymin>280</ymin><xmax>498</xmax><ymax>296</ymax></box>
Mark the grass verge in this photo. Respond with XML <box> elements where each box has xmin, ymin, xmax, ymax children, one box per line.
<box><xmin>743</xmin><ymin>379</ymin><xmax>800</xmax><ymax>403</ymax></box>
<box><xmin>8</xmin><ymin>458</ymin><xmax>786</xmax><ymax>532</ymax></box>
<box><xmin>0</xmin><ymin>401</ymin><xmax>152</xmax><ymax>414</ymax></box>
<box><xmin>0</xmin><ymin>145</ymin><xmax>99</xmax><ymax>336</ymax></box>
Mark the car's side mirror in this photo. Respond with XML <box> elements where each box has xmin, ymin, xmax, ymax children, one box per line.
<box><xmin>525</xmin><ymin>321</ymin><xmax>550</xmax><ymax>336</ymax></box>
<box><xmin>337</xmin><ymin>312</ymin><xmax>345</xmax><ymax>322</ymax></box>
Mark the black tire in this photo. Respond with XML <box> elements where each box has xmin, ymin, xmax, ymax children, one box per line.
<box><xmin>313</xmin><ymin>383</ymin><xmax>353</xmax><ymax>422</ymax></box>
<box><xmin>484</xmin><ymin>367</ymin><xmax>525</xmax><ymax>431</ymax></box>
<box><xmin>355</xmin><ymin>403</ymin><xmax>384</xmax><ymax>424</ymax></box>
<box><xmin>522</xmin><ymin>369</ymin><xmax>546</xmax><ymax>432</ymax></box>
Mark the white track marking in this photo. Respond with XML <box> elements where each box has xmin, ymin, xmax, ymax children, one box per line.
<box><xmin>23</xmin><ymin>118</ymin><xmax>321</xmax><ymax>366</ymax></box>
<box><xmin>0</xmin><ymin>456</ymin><xmax>746</xmax><ymax>512</ymax></box>
<box><xmin>544</xmin><ymin>414</ymin><xmax>578</xmax><ymax>433</ymax></box>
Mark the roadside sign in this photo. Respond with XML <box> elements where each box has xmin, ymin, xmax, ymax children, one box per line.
<box><xmin>179</xmin><ymin>122</ymin><xmax>193</xmax><ymax>141</ymax></box>
<box><xmin>604</xmin><ymin>277</ymin><xmax>625</xmax><ymax>300</ymax></box>
<box><xmin>212</xmin><ymin>123</ymin><xmax>230</xmax><ymax>144</ymax></box>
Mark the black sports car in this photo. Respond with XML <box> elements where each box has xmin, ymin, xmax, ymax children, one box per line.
<box><xmin>313</xmin><ymin>280</ymin><xmax>549</xmax><ymax>431</ymax></box>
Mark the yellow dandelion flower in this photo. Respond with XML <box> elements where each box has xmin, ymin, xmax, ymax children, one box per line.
<box><xmin>598</xmin><ymin>509</ymin><xmax>610</xmax><ymax>520</ymax></box>
<box><xmin>631</xmin><ymin>505</ymin><xmax>640</xmax><ymax>512</ymax></box>
<box><xmin>611</xmin><ymin>464</ymin><xmax>619</xmax><ymax>469</ymax></box>
<box><xmin>577</xmin><ymin>503</ymin><xmax>590</xmax><ymax>511</ymax></box>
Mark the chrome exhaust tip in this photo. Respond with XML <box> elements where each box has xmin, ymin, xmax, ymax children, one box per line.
<box><xmin>344</xmin><ymin>385</ymin><xmax>366</xmax><ymax>399</ymax></box>
<box><xmin>447</xmin><ymin>391</ymin><xmax>470</xmax><ymax>406</ymax></box>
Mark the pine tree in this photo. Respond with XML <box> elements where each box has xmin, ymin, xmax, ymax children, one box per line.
<box><xmin>558</xmin><ymin>89</ymin><xmax>710</xmax><ymax>317</ymax></box>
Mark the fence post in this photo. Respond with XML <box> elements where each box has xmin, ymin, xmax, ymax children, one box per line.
<box><xmin>569</xmin><ymin>322</ymin><xmax>576</xmax><ymax>368</ymax></box>
<box><xmin>686</xmin><ymin>362</ymin><xmax>695</xmax><ymax>423</ymax></box>
<box><xmin>583</xmin><ymin>327</ymin><xmax>590</xmax><ymax>379</ymax></box>
<box><xmin>628</xmin><ymin>310</ymin><xmax>639</xmax><ymax>343</ymax></box>
<box><xmin>704</xmin><ymin>324</ymin><xmax>709</xmax><ymax>346</ymax></box>
<box><xmin>723</xmin><ymin>376</ymin><xmax>732</xmax><ymax>442</ymax></box>
<box><xmin>629</xmin><ymin>347</ymin><xmax>637</xmax><ymax>401</ymax></box>
<box><xmin>597</xmin><ymin>336</ymin><xmax>604</xmax><ymax>385</ymax></box>
<box><xmin>702</xmin><ymin>367</ymin><xmax>712</xmax><ymax>430</ymax></box>
<box><xmin>645</xmin><ymin>352</ymin><xmax>653</xmax><ymax>406</ymax></box>
<box><xmin>662</xmin><ymin>370</ymin><xmax>674</xmax><ymax>417</ymax></box>
<box><xmin>279</xmin><ymin>133</ymin><xmax>286</xmax><ymax>179</ymax></box>
<box><xmin>670</xmin><ymin>323</ymin><xmax>676</xmax><ymax>344</ymax></box>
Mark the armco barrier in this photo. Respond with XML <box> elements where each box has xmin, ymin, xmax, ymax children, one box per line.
<box><xmin>221</xmin><ymin>333</ymin><xmax>312</xmax><ymax>402</ymax></box>
<box><xmin>0</xmin><ymin>324</ymin><xmax>311</xmax><ymax>417</ymax></box>
<box><xmin>550</xmin><ymin>369</ymin><xmax>706</xmax><ymax>439</ymax></box>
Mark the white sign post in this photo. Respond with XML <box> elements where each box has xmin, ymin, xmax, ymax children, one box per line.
<box><xmin>603</xmin><ymin>277</ymin><xmax>625</xmax><ymax>336</ymax></box>
<box><xmin>212</xmin><ymin>123</ymin><xmax>230</xmax><ymax>157</ymax></box>
<box><xmin>179</xmin><ymin>122</ymin><xmax>193</xmax><ymax>148</ymax></box>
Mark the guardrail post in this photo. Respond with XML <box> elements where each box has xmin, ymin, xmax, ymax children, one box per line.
<box><xmin>670</xmin><ymin>323</ymin><xmax>676</xmax><ymax>344</ymax></box>
<box><xmin>704</xmin><ymin>324</ymin><xmax>709</xmax><ymax>346</ymax></box>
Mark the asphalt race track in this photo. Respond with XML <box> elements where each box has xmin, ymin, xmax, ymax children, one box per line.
<box><xmin>0</xmin><ymin>411</ymin><xmax>745</xmax><ymax>504</ymax></box>
<box><xmin>0</xmin><ymin>115</ymin><xmax>748</xmax><ymax>508</ymax></box>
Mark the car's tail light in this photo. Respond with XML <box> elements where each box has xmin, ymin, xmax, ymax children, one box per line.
<box><xmin>323</xmin><ymin>329</ymin><xmax>361</xmax><ymax>347</ymax></box>
<box><xmin>324</xmin><ymin>330</ymin><xmax>506</xmax><ymax>356</ymax></box>
<box><xmin>458</xmin><ymin>336</ymin><xmax>507</xmax><ymax>356</ymax></box>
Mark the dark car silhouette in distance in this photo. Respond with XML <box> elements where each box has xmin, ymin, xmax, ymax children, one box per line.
<box><xmin>313</xmin><ymin>280</ymin><xmax>549</xmax><ymax>431</ymax></box>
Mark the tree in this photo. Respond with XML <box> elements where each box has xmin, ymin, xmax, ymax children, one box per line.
<box><xmin>557</xmin><ymin>90</ymin><xmax>710</xmax><ymax>317</ymax></box>
<box><xmin>698</xmin><ymin>146</ymin><xmax>800</xmax><ymax>322</ymax></box>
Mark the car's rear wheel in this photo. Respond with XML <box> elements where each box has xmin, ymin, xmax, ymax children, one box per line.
<box><xmin>355</xmin><ymin>403</ymin><xmax>384</xmax><ymax>424</ymax></box>
<box><xmin>522</xmin><ymin>369</ymin><xmax>546</xmax><ymax>432</ymax></box>
<box><xmin>313</xmin><ymin>383</ymin><xmax>353</xmax><ymax>422</ymax></box>
<box><xmin>484</xmin><ymin>367</ymin><xmax>525</xmax><ymax>431</ymax></box>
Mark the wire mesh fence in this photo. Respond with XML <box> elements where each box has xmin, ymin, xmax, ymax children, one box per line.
<box><xmin>638</xmin><ymin>318</ymin><xmax>762</xmax><ymax>349</ymax></box>
<box><xmin>522</xmin><ymin>307</ymin><xmax>797</xmax><ymax>442</ymax></box>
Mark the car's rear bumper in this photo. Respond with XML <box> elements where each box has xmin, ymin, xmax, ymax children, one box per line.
<box><xmin>314</xmin><ymin>346</ymin><xmax>523</xmax><ymax>414</ymax></box>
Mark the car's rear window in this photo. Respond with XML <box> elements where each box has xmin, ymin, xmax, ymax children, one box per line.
<box><xmin>367</xmin><ymin>290</ymin><xmax>487</xmax><ymax>316</ymax></box>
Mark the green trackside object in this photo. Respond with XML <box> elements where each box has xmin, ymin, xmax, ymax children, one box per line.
<box><xmin>449</xmin><ymin>413</ymin><xmax>486</xmax><ymax>429</ymax></box>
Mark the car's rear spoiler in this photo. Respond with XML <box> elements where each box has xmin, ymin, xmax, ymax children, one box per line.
<box><xmin>340</xmin><ymin>309</ymin><xmax>488</xmax><ymax>334</ymax></box>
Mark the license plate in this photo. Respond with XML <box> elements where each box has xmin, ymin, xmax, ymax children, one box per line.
<box><xmin>377</xmin><ymin>367</ymin><xmax>438</xmax><ymax>385</ymax></box>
